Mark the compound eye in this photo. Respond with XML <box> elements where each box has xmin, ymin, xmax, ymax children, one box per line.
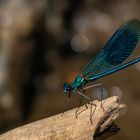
<box><xmin>67</xmin><ymin>86</ymin><xmax>70</xmax><ymax>90</ymax></box>
<box><xmin>68</xmin><ymin>85</ymin><xmax>72</xmax><ymax>91</ymax></box>
<box><xmin>63</xmin><ymin>83</ymin><xmax>71</xmax><ymax>92</ymax></box>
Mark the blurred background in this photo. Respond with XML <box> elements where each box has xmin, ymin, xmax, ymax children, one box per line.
<box><xmin>0</xmin><ymin>0</ymin><xmax>140</xmax><ymax>139</ymax></box>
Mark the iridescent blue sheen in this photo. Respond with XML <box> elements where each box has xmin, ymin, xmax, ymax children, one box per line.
<box><xmin>63</xmin><ymin>19</ymin><xmax>140</xmax><ymax>93</ymax></box>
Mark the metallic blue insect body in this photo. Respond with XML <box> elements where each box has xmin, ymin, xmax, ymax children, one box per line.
<box><xmin>63</xmin><ymin>19</ymin><xmax>140</xmax><ymax>96</ymax></box>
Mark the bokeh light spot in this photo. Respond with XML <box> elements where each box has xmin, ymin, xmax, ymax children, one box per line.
<box><xmin>71</xmin><ymin>34</ymin><xmax>89</xmax><ymax>52</ymax></box>
<box><xmin>0</xmin><ymin>92</ymin><xmax>14</xmax><ymax>109</ymax></box>
<box><xmin>110</xmin><ymin>86</ymin><xmax>123</xmax><ymax>99</ymax></box>
<box><xmin>91</xmin><ymin>86</ymin><xmax>108</xmax><ymax>100</ymax></box>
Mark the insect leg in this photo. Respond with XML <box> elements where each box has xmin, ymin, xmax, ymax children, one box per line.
<box><xmin>82</xmin><ymin>83</ymin><xmax>102</xmax><ymax>91</ymax></box>
<box><xmin>77</xmin><ymin>89</ymin><xmax>97</xmax><ymax>124</ymax></box>
<box><xmin>99</xmin><ymin>86</ymin><xmax>107</xmax><ymax>111</ymax></box>
<box><xmin>75</xmin><ymin>90</ymin><xmax>88</xmax><ymax>118</ymax></box>
<box><xmin>84</xmin><ymin>83</ymin><xmax>106</xmax><ymax>111</ymax></box>
<box><xmin>89</xmin><ymin>102</ymin><xmax>97</xmax><ymax>124</ymax></box>
<box><xmin>76</xmin><ymin>90</ymin><xmax>90</xmax><ymax>100</ymax></box>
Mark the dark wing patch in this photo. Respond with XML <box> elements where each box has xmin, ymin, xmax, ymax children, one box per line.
<box><xmin>82</xmin><ymin>19</ymin><xmax>140</xmax><ymax>79</ymax></box>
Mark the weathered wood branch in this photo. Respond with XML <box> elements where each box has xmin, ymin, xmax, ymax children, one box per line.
<box><xmin>0</xmin><ymin>96</ymin><xmax>125</xmax><ymax>140</ymax></box>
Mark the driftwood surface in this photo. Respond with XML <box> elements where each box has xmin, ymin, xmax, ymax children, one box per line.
<box><xmin>0</xmin><ymin>96</ymin><xmax>125</xmax><ymax>140</ymax></box>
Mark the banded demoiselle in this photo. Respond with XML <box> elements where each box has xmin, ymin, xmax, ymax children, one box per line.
<box><xmin>63</xmin><ymin>19</ymin><xmax>140</xmax><ymax>99</ymax></box>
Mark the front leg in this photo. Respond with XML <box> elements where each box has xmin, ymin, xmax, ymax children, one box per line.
<box><xmin>76</xmin><ymin>89</ymin><xmax>97</xmax><ymax>124</ymax></box>
<box><xmin>75</xmin><ymin>90</ymin><xmax>88</xmax><ymax>118</ymax></box>
<box><xmin>82</xmin><ymin>83</ymin><xmax>102</xmax><ymax>91</ymax></box>
<box><xmin>82</xmin><ymin>83</ymin><xmax>106</xmax><ymax>111</ymax></box>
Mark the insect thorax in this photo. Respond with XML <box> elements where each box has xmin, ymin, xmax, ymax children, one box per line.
<box><xmin>71</xmin><ymin>75</ymin><xmax>87</xmax><ymax>89</ymax></box>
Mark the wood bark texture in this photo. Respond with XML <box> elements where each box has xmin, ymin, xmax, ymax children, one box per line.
<box><xmin>0</xmin><ymin>96</ymin><xmax>125</xmax><ymax>140</ymax></box>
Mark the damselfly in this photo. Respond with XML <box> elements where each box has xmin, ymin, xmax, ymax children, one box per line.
<box><xmin>63</xmin><ymin>19</ymin><xmax>140</xmax><ymax>99</ymax></box>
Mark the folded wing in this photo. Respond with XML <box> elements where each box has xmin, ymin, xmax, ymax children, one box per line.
<box><xmin>82</xmin><ymin>19</ymin><xmax>140</xmax><ymax>79</ymax></box>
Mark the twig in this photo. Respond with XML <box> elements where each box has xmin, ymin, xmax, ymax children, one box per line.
<box><xmin>0</xmin><ymin>96</ymin><xmax>125</xmax><ymax>140</ymax></box>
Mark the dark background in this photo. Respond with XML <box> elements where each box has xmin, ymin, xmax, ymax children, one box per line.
<box><xmin>0</xmin><ymin>0</ymin><xmax>140</xmax><ymax>139</ymax></box>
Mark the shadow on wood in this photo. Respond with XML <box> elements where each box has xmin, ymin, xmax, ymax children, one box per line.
<box><xmin>94</xmin><ymin>124</ymin><xmax>120</xmax><ymax>140</ymax></box>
